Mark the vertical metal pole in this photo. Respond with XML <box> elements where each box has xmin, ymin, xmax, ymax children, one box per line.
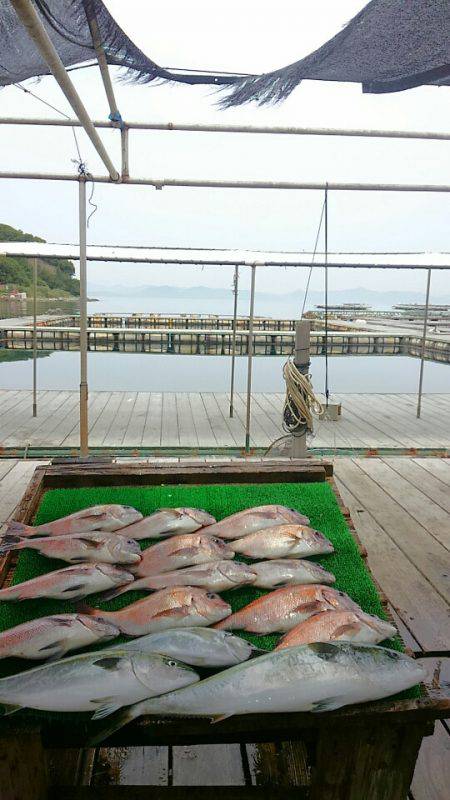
<box><xmin>291</xmin><ymin>320</ymin><xmax>311</xmax><ymax>458</ymax></box>
<box><xmin>245</xmin><ymin>265</ymin><xmax>256</xmax><ymax>452</ymax></box>
<box><xmin>79</xmin><ymin>178</ymin><xmax>89</xmax><ymax>455</ymax></box>
<box><xmin>229</xmin><ymin>265</ymin><xmax>239</xmax><ymax>417</ymax></box>
<box><xmin>324</xmin><ymin>185</ymin><xmax>329</xmax><ymax>407</ymax></box>
<box><xmin>32</xmin><ymin>256</ymin><xmax>37</xmax><ymax>417</ymax></box>
<box><xmin>121</xmin><ymin>127</ymin><xmax>129</xmax><ymax>180</ymax></box>
<box><xmin>416</xmin><ymin>268</ymin><xmax>432</xmax><ymax>419</ymax></box>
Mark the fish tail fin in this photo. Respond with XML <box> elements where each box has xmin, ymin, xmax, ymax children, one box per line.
<box><xmin>88</xmin><ymin>703</ymin><xmax>142</xmax><ymax>746</ymax></box>
<box><xmin>75</xmin><ymin>602</ymin><xmax>98</xmax><ymax>616</ymax></box>
<box><xmin>98</xmin><ymin>584</ymin><xmax>133</xmax><ymax>602</ymax></box>
<box><xmin>0</xmin><ymin>534</ymin><xmax>27</xmax><ymax>554</ymax></box>
<box><xmin>4</xmin><ymin>521</ymin><xmax>34</xmax><ymax>537</ymax></box>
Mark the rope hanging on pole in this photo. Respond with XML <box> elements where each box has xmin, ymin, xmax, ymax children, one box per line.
<box><xmin>282</xmin><ymin>358</ymin><xmax>323</xmax><ymax>434</ymax></box>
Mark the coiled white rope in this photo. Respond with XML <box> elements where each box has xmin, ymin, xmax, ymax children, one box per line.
<box><xmin>282</xmin><ymin>358</ymin><xmax>324</xmax><ymax>433</ymax></box>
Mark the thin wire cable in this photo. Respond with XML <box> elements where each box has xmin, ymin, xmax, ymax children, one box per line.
<box><xmin>300</xmin><ymin>197</ymin><xmax>326</xmax><ymax>319</ymax></box>
<box><xmin>11</xmin><ymin>81</ymin><xmax>83</xmax><ymax>164</ymax></box>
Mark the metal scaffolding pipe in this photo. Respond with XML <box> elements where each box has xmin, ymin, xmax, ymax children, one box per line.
<box><xmin>229</xmin><ymin>265</ymin><xmax>239</xmax><ymax>418</ymax></box>
<box><xmin>79</xmin><ymin>179</ymin><xmax>89</xmax><ymax>455</ymax></box>
<box><xmin>0</xmin><ymin>171</ymin><xmax>449</xmax><ymax>193</ymax></box>
<box><xmin>416</xmin><ymin>268</ymin><xmax>432</xmax><ymax>419</ymax></box>
<box><xmin>32</xmin><ymin>256</ymin><xmax>37</xmax><ymax>417</ymax></box>
<box><xmin>1</xmin><ymin>117</ymin><xmax>449</xmax><ymax>142</ymax></box>
<box><xmin>9</xmin><ymin>0</ymin><xmax>119</xmax><ymax>181</ymax></box>
<box><xmin>85</xmin><ymin>6</ymin><xmax>120</xmax><ymax>121</ymax></box>
<box><xmin>245</xmin><ymin>265</ymin><xmax>257</xmax><ymax>452</ymax></box>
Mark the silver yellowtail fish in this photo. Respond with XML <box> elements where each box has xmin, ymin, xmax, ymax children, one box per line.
<box><xmin>0</xmin><ymin>531</ymin><xmax>142</xmax><ymax>566</ymax></box>
<box><xmin>5</xmin><ymin>505</ymin><xmax>143</xmax><ymax>538</ymax></box>
<box><xmin>275</xmin><ymin>610</ymin><xmax>397</xmax><ymax>649</ymax></box>
<box><xmin>119</xmin><ymin>508</ymin><xmax>216</xmax><ymax>540</ymax></box>
<box><xmin>114</xmin><ymin>627</ymin><xmax>257</xmax><ymax>667</ymax></box>
<box><xmin>0</xmin><ymin>614</ymin><xmax>119</xmax><ymax>661</ymax></box>
<box><xmin>84</xmin><ymin>586</ymin><xmax>231</xmax><ymax>636</ymax></box>
<box><xmin>200</xmin><ymin>505</ymin><xmax>310</xmax><ymax>540</ymax></box>
<box><xmin>133</xmin><ymin>533</ymin><xmax>234</xmax><ymax>577</ymax></box>
<box><xmin>232</xmin><ymin>524</ymin><xmax>334</xmax><ymax>560</ymax></box>
<box><xmin>0</xmin><ymin>649</ymin><xmax>198</xmax><ymax>717</ymax></box>
<box><xmin>250</xmin><ymin>559</ymin><xmax>335</xmax><ymax>588</ymax></box>
<box><xmin>0</xmin><ymin>564</ymin><xmax>135</xmax><ymax>603</ymax></box>
<box><xmin>102</xmin><ymin>560</ymin><xmax>256</xmax><ymax>601</ymax></box>
<box><xmin>90</xmin><ymin>643</ymin><xmax>425</xmax><ymax>742</ymax></box>
<box><xmin>215</xmin><ymin>585</ymin><xmax>360</xmax><ymax>634</ymax></box>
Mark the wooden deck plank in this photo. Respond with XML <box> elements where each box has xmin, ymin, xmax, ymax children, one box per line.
<box><xmin>0</xmin><ymin>460</ymin><xmax>18</xmax><ymax>482</ymax></box>
<box><xmin>188</xmin><ymin>393</ymin><xmax>215</xmax><ymax>447</ymax></box>
<box><xmin>172</xmin><ymin>745</ymin><xmax>246</xmax><ymax>786</ymax></box>
<box><xmin>357</xmin><ymin>459</ymin><xmax>450</xmax><ymax>550</ymax></box>
<box><xmin>381</xmin><ymin>457</ymin><xmax>450</xmax><ymax>515</ymax></box>
<box><xmin>41</xmin><ymin>393</ymin><xmax>86</xmax><ymax>448</ymax></box>
<box><xmin>161</xmin><ymin>393</ymin><xmax>180</xmax><ymax>447</ymax></box>
<box><xmin>342</xmin><ymin>394</ymin><xmax>444</xmax><ymax>446</ymax></box>
<box><xmin>63</xmin><ymin>392</ymin><xmax>112</xmax><ymax>447</ymax></box>
<box><xmin>94</xmin><ymin>746</ymin><xmax>168</xmax><ymax>786</ymax></box>
<box><xmin>214</xmin><ymin>393</ymin><xmax>248</xmax><ymax>446</ymax></box>
<box><xmin>176</xmin><ymin>394</ymin><xmax>199</xmax><ymax>448</ymax></box>
<box><xmin>141</xmin><ymin>393</ymin><xmax>163</xmax><ymax>447</ymax></box>
<box><xmin>89</xmin><ymin>392</ymin><xmax>124</xmax><ymax>447</ymax></box>
<box><xmin>200</xmin><ymin>394</ymin><xmax>236</xmax><ymax>447</ymax></box>
<box><xmin>5</xmin><ymin>391</ymin><xmax>71</xmax><ymax>446</ymax></box>
<box><xmin>333</xmin><ymin>458</ymin><xmax>449</xmax><ymax>605</ymax></box>
<box><xmin>334</xmin><ymin>467</ymin><xmax>450</xmax><ymax>651</ymax></box>
<box><xmin>0</xmin><ymin>460</ymin><xmax>43</xmax><ymax>526</ymax></box>
<box><xmin>412</xmin><ymin>458</ymin><xmax>450</xmax><ymax>486</ymax></box>
<box><xmin>123</xmin><ymin>392</ymin><xmax>150</xmax><ymax>447</ymax></box>
<box><xmin>410</xmin><ymin>722</ymin><xmax>450</xmax><ymax>800</ymax></box>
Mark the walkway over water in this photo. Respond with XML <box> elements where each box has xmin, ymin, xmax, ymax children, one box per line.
<box><xmin>0</xmin><ymin>391</ymin><xmax>449</xmax><ymax>453</ymax></box>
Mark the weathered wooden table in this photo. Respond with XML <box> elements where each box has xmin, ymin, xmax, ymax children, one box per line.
<box><xmin>1</xmin><ymin>459</ymin><xmax>448</xmax><ymax>800</ymax></box>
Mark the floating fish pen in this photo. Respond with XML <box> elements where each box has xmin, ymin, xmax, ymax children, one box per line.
<box><xmin>42</xmin><ymin>314</ymin><xmax>299</xmax><ymax>332</ymax></box>
<box><xmin>0</xmin><ymin>460</ymin><xmax>448</xmax><ymax>799</ymax></box>
<box><xmin>2</xmin><ymin>324</ymin><xmax>449</xmax><ymax>362</ymax></box>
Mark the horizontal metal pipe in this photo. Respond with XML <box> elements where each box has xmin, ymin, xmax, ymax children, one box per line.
<box><xmin>0</xmin><ymin>172</ymin><xmax>449</xmax><ymax>193</ymax></box>
<box><xmin>0</xmin><ymin>117</ymin><xmax>449</xmax><ymax>141</ymax></box>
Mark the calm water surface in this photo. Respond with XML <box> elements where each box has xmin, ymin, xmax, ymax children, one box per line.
<box><xmin>1</xmin><ymin>297</ymin><xmax>448</xmax><ymax>394</ymax></box>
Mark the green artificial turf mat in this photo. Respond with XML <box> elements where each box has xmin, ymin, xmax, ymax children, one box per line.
<box><xmin>0</xmin><ymin>481</ymin><xmax>421</xmax><ymax>720</ymax></box>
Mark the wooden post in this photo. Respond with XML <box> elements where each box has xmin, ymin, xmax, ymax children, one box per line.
<box><xmin>32</xmin><ymin>256</ymin><xmax>37</xmax><ymax>417</ymax></box>
<box><xmin>416</xmin><ymin>268</ymin><xmax>432</xmax><ymax>418</ymax></box>
<box><xmin>0</xmin><ymin>732</ymin><xmax>48</xmax><ymax>800</ymax></box>
<box><xmin>291</xmin><ymin>320</ymin><xmax>311</xmax><ymax>458</ymax></box>
<box><xmin>229</xmin><ymin>264</ymin><xmax>239</xmax><ymax>417</ymax></box>
<box><xmin>79</xmin><ymin>178</ymin><xmax>89</xmax><ymax>456</ymax></box>
<box><xmin>245</xmin><ymin>264</ymin><xmax>256</xmax><ymax>451</ymax></box>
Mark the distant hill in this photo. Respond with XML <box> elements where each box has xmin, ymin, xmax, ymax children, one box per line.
<box><xmin>88</xmin><ymin>283</ymin><xmax>450</xmax><ymax>307</ymax></box>
<box><xmin>0</xmin><ymin>224</ymin><xmax>79</xmax><ymax>298</ymax></box>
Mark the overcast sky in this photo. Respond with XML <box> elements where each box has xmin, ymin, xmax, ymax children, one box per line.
<box><xmin>0</xmin><ymin>0</ymin><xmax>449</xmax><ymax>298</ymax></box>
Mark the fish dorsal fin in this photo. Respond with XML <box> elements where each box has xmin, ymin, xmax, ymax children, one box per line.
<box><xmin>79</xmin><ymin>509</ymin><xmax>109</xmax><ymax>519</ymax></box>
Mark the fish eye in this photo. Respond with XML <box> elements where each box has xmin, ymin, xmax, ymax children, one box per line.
<box><xmin>206</xmin><ymin>592</ymin><xmax>219</xmax><ymax>599</ymax></box>
<box><xmin>211</xmin><ymin>537</ymin><xmax>222</xmax><ymax>544</ymax></box>
<box><xmin>167</xmin><ymin>660</ymin><xmax>177</xmax><ymax>667</ymax></box>
<box><xmin>224</xmin><ymin>632</ymin><xmax>234</xmax><ymax>638</ymax></box>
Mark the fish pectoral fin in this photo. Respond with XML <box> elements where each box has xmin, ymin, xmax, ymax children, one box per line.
<box><xmin>211</xmin><ymin>713</ymin><xmax>233</xmax><ymax>724</ymax></box>
<box><xmin>171</xmin><ymin>546</ymin><xmax>198</xmax><ymax>557</ymax></box>
<box><xmin>330</xmin><ymin>624</ymin><xmax>360</xmax><ymax>640</ymax></box>
<box><xmin>38</xmin><ymin>639</ymin><xmax>67</xmax><ymax>661</ymax></box>
<box><xmin>52</xmin><ymin>617</ymin><xmax>76</xmax><ymax>627</ymax></box>
<box><xmin>91</xmin><ymin>698</ymin><xmax>123</xmax><ymax>720</ymax></box>
<box><xmin>0</xmin><ymin>702</ymin><xmax>22</xmax><ymax>717</ymax></box>
<box><xmin>297</xmin><ymin>601</ymin><xmax>324</xmax><ymax>615</ymax></box>
<box><xmin>311</xmin><ymin>696</ymin><xmax>344</xmax><ymax>713</ymax></box>
<box><xmin>152</xmin><ymin>604</ymin><xmax>191</xmax><ymax>620</ymax></box>
<box><xmin>61</xmin><ymin>583</ymin><xmax>87</xmax><ymax>594</ymax></box>
<box><xmin>78</xmin><ymin>538</ymin><xmax>104</xmax><ymax>549</ymax></box>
